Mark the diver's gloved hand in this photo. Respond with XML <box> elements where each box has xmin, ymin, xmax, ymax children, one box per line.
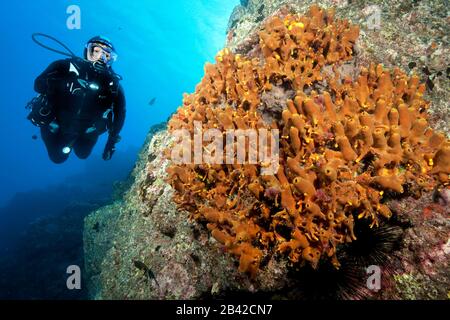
<box><xmin>102</xmin><ymin>134</ymin><xmax>121</xmax><ymax>161</ymax></box>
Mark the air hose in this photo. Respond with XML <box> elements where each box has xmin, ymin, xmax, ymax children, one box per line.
<box><xmin>31</xmin><ymin>33</ymin><xmax>77</xmax><ymax>57</ymax></box>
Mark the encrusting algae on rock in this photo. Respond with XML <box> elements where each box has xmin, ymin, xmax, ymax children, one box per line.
<box><xmin>162</xmin><ymin>5</ymin><xmax>450</xmax><ymax>279</ymax></box>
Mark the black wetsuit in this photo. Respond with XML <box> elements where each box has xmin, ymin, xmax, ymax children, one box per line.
<box><xmin>34</xmin><ymin>57</ymin><xmax>126</xmax><ymax>163</ymax></box>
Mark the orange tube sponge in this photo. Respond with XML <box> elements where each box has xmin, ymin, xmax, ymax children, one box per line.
<box><xmin>211</xmin><ymin>228</ymin><xmax>233</xmax><ymax>246</ymax></box>
<box><xmin>277</xmin><ymin>228</ymin><xmax>310</xmax><ymax>254</ymax></box>
<box><xmin>276</xmin><ymin>165</ymin><xmax>290</xmax><ymax>187</ymax></box>
<box><xmin>410</xmin><ymin>118</ymin><xmax>428</xmax><ymax>144</ymax></box>
<box><xmin>233</xmin><ymin>221</ymin><xmax>259</xmax><ymax>242</ymax></box>
<box><xmin>398</xmin><ymin>103</ymin><xmax>411</xmax><ymax>138</ymax></box>
<box><xmin>428</xmin><ymin>132</ymin><xmax>446</xmax><ymax>149</ymax></box>
<box><xmin>388</xmin><ymin>131</ymin><xmax>402</xmax><ymax>153</ymax></box>
<box><xmin>336</xmin><ymin>135</ymin><xmax>357</xmax><ymax>161</ymax></box>
<box><xmin>430</xmin><ymin>143</ymin><xmax>450</xmax><ymax>177</ymax></box>
<box><xmin>332</xmin><ymin>122</ymin><xmax>346</xmax><ymax>137</ymax></box>
<box><xmin>302</xmin><ymin>246</ymin><xmax>321</xmax><ymax>267</ymax></box>
<box><xmin>355</xmin><ymin>72</ymin><xmax>370</xmax><ymax>106</ymax></box>
<box><xmin>304</xmin><ymin>200</ymin><xmax>326</xmax><ymax>219</ymax></box>
<box><xmin>322</xmin><ymin>164</ymin><xmax>337</xmax><ymax>181</ymax></box>
<box><xmin>372</xmin><ymin>127</ymin><xmax>388</xmax><ymax>150</ymax></box>
<box><xmin>303</xmin><ymin>98</ymin><xmax>323</xmax><ymax>125</ymax></box>
<box><xmin>293</xmin><ymin>176</ymin><xmax>316</xmax><ymax>198</ymax></box>
<box><xmin>341</xmin><ymin>96</ymin><xmax>358</xmax><ymax>117</ymax></box>
<box><xmin>323</xmin><ymin>92</ymin><xmax>337</xmax><ymax>121</ymax></box>
<box><xmin>233</xmin><ymin>243</ymin><xmax>262</xmax><ymax>278</ymax></box>
<box><xmin>374</xmin><ymin>99</ymin><xmax>389</xmax><ymax>124</ymax></box>
<box><xmin>248</xmin><ymin>180</ymin><xmax>264</xmax><ymax>199</ymax></box>
<box><xmin>286</xmin><ymin>99</ymin><xmax>298</xmax><ymax>115</ymax></box>
<box><xmin>291</xmin><ymin>113</ymin><xmax>306</xmax><ymax>134</ymax></box>
<box><xmin>345</xmin><ymin>116</ymin><xmax>361</xmax><ymax>139</ymax></box>
<box><xmin>292</xmin><ymin>229</ymin><xmax>310</xmax><ymax>249</ymax></box>
<box><xmin>360</xmin><ymin>125</ymin><xmax>374</xmax><ymax>147</ymax></box>
<box><xmin>282</xmin><ymin>109</ymin><xmax>292</xmax><ymax>125</ymax></box>
<box><xmin>377</xmin><ymin>204</ymin><xmax>392</xmax><ymax>219</ymax></box>
<box><xmin>218</xmin><ymin>111</ymin><xmax>235</xmax><ymax>130</ymax></box>
<box><xmin>294</xmin><ymin>95</ymin><xmax>305</xmax><ymax>114</ymax></box>
<box><xmin>359</xmin><ymin>111</ymin><xmax>374</xmax><ymax>131</ymax></box>
<box><xmin>289</xmin><ymin>126</ymin><xmax>302</xmax><ymax>154</ymax></box>
<box><xmin>372</xmin><ymin>175</ymin><xmax>404</xmax><ymax>193</ymax></box>
<box><xmin>388</xmin><ymin>108</ymin><xmax>399</xmax><ymax>126</ymax></box>
<box><xmin>281</xmin><ymin>186</ymin><xmax>297</xmax><ymax>215</ymax></box>
<box><xmin>164</xmin><ymin>5</ymin><xmax>450</xmax><ymax>278</ymax></box>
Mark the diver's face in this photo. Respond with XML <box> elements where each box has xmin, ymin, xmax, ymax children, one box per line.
<box><xmin>88</xmin><ymin>45</ymin><xmax>111</xmax><ymax>63</ymax></box>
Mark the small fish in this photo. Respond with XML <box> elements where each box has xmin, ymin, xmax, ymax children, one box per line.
<box><xmin>422</xmin><ymin>66</ymin><xmax>431</xmax><ymax>76</ymax></box>
<box><xmin>134</xmin><ymin>260</ymin><xmax>147</xmax><ymax>271</ymax></box>
<box><xmin>32</xmin><ymin>134</ymin><xmax>38</xmax><ymax>140</ymax></box>
<box><xmin>147</xmin><ymin>269</ymin><xmax>159</xmax><ymax>287</ymax></box>
<box><xmin>426</xmin><ymin>77</ymin><xmax>434</xmax><ymax>91</ymax></box>
<box><xmin>133</xmin><ymin>260</ymin><xmax>159</xmax><ymax>287</ymax></box>
<box><xmin>148</xmin><ymin>97</ymin><xmax>157</xmax><ymax>106</ymax></box>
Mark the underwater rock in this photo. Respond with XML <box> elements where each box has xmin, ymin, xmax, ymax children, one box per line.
<box><xmin>84</xmin><ymin>130</ymin><xmax>291</xmax><ymax>299</ymax></box>
<box><xmin>84</xmin><ymin>1</ymin><xmax>449</xmax><ymax>299</ymax></box>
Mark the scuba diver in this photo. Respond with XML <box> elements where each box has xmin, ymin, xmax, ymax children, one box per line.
<box><xmin>27</xmin><ymin>35</ymin><xmax>126</xmax><ymax>163</ymax></box>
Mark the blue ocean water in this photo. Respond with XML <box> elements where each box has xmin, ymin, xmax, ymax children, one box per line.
<box><xmin>0</xmin><ymin>0</ymin><xmax>238</xmax><ymax>298</ymax></box>
<box><xmin>0</xmin><ymin>0</ymin><xmax>237</xmax><ymax>206</ymax></box>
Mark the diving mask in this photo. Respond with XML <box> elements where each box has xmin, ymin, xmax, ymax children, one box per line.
<box><xmin>86</xmin><ymin>42</ymin><xmax>117</xmax><ymax>66</ymax></box>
